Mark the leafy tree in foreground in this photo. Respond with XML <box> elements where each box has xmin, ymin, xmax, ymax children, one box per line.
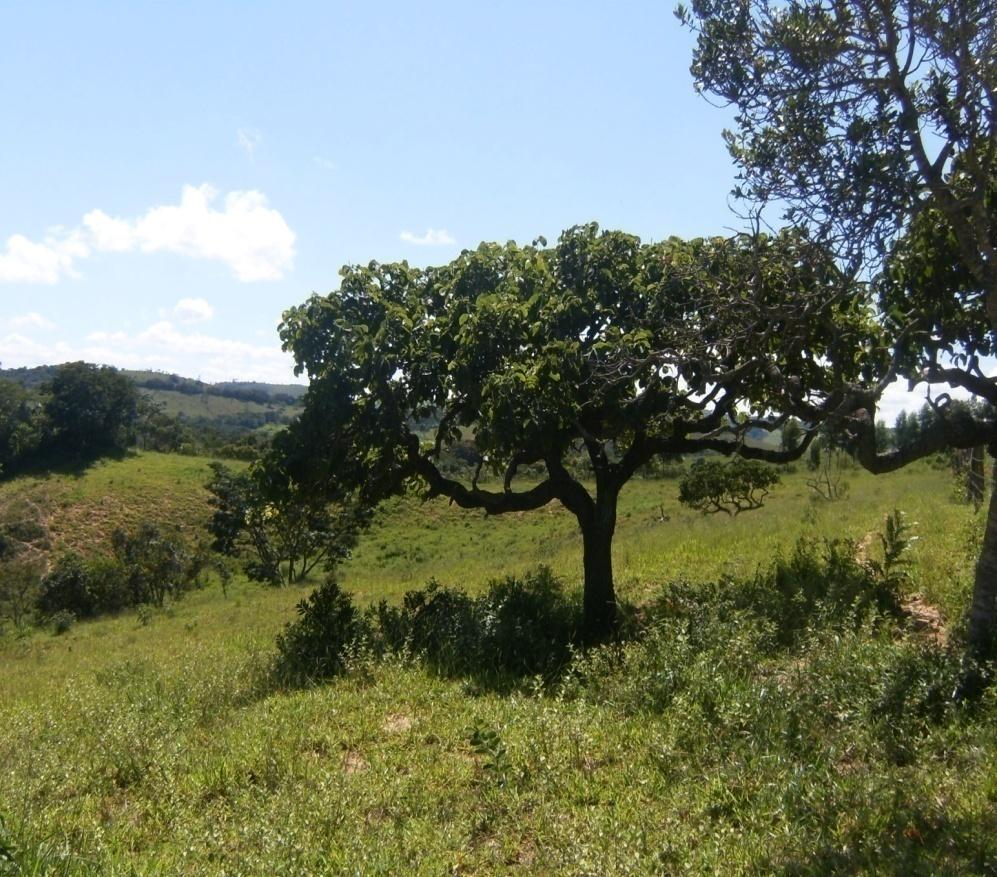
<box><xmin>682</xmin><ymin>0</ymin><xmax>997</xmax><ymax>667</ymax></box>
<box><xmin>277</xmin><ymin>225</ymin><xmax>873</xmax><ymax>638</ymax></box>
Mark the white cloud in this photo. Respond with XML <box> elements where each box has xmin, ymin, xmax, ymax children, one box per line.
<box><xmin>4</xmin><ymin>312</ymin><xmax>57</xmax><ymax>331</ymax></box>
<box><xmin>0</xmin><ymin>184</ymin><xmax>296</xmax><ymax>284</ymax></box>
<box><xmin>0</xmin><ymin>232</ymin><xmax>89</xmax><ymax>284</ymax></box>
<box><xmin>236</xmin><ymin>127</ymin><xmax>262</xmax><ymax>158</ymax></box>
<box><xmin>172</xmin><ymin>297</ymin><xmax>214</xmax><ymax>324</ymax></box>
<box><xmin>400</xmin><ymin>228</ymin><xmax>456</xmax><ymax>246</ymax></box>
<box><xmin>313</xmin><ymin>155</ymin><xmax>336</xmax><ymax>171</ymax></box>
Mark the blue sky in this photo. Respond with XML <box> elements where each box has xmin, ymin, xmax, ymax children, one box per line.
<box><xmin>0</xmin><ymin>1</ymin><xmax>930</xmax><ymax>418</ymax></box>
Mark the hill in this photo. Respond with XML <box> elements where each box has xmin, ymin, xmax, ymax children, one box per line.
<box><xmin>0</xmin><ymin>452</ymin><xmax>228</xmax><ymax>557</ymax></box>
<box><xmin>0</xmin><ymin>365</ymin><xmax>306</xmax><ymax>435</ymax></box>
<box><xmin>0</xmin><ymin>455</ymin><xmax>993</xmax><ymax>874</ymax></box>
<box><xmin>0</xmin><ymin>450</ymin><xmax>981</xmax><ymax>625</ymax></box>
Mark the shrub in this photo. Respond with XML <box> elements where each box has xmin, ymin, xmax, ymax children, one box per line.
<box><xmin>36</xmin><ymin>554</ymin><xmax>93</xmax><ymax>618</ymax></box>
<box><xmin>274</xmin><ymin>579</ymin><xmax>370</xmax><ymax>684</ymax></box>
<box><xmin>111</xmin><ymin>523</ymin><xmax>203</xmax><ymax>607</ymax></box>
<box><xmin>37</xmin><ymin>553</ymin><xmax>130</xmax><ymax>619</ymax></box>
<box><xmin>37</xmin><ymin>525</ymin><xmax>207</xmax><ymax>620</ymax></box>
<box><xmin>49</xmin><ymin>610</ymin><xmax>76</xmax><ymax>635</ymax></box>
<box><xmin>274</xmin><ymin>567</ymin><xmax>581</xmax><ymax>687</ymax></box>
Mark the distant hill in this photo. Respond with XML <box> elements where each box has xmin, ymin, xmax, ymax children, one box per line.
<box><xmin>0</xmin><ymin>364</ymin><xmax>307</xmax><ymax>435</ymax></box>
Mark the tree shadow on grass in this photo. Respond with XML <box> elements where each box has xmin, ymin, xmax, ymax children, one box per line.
<box><xmin>269</xmin><ymin>566</ymin><xmax>617</xmax><ymax>696</ymax></box>
<box><xmin>4</xmin><ymin>446</ymin><xmax>133</xmax><ymax>483</ymax></box>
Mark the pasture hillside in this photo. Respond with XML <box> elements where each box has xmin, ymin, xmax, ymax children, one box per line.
<box><xmin>0</xmin><ymin>458</ymin><xmax>994</xmax><ymax>875</ymax></box>
<box><xmin>0</xmin><ymin>452</ymin><xmax>228</xmax><ymax>557</ymax></box>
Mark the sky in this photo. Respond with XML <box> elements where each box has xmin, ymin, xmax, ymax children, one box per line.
<box><xmin>0</xmin><ymin>1</ymin><xmax>940</xmax><ymax>419</ymax></box>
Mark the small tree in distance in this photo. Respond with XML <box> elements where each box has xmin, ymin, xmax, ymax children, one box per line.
<box><xmin>276</xmin><ymin>224</ymin><xmax>874</xmax><ymax>639</ymax></box>
<box><xmin>679</xmin><ymin>457</ymin><xmax>780</xmax><ymax>516</ymax></box>
<box><xmin>206</xmin><ymin>462</ymin><xmax>365</xmax><ymax>586</ymax></box>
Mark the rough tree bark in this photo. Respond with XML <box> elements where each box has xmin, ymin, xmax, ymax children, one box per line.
<box><xmin>967</xmin><ymin>446</ymin><xmax>986</xmax><ymax>508</ymax></box>
<box><xmin>968</xmin><ymin>456</ymin><xmax>997</xmax><ymax>661</ymax></box>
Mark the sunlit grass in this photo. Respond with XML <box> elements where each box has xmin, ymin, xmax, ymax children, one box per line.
<box><xmin>0</xmin><ymin>454</ymin><xmax>993</xmax><ymax>874</ymax></box>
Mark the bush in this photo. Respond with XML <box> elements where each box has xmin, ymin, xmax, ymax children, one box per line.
<box><xmin>49</xmin><ymin>610</ymin><xmax>75</xmax><ymax>635</ymax></box>
<box><xmin>36</xmin><ymin>554</ymin><xmax>91</xmax><ymax>617</ymax></box>
<box><xmin>37</xmin><ymin>525</ymin><xmax>207</xmax><ymax>620</ymax></box>
<box><xmin>274</xmin><ymin>579</ymin><xmax>370</xmax><ymax>685</ymax></box>
<box><xmin>37</xmin><ymin>553</ymin><xmax>129</xmax><ymax>619</ymax></box>
<box><xmin>274</xmin><ymin>567</ymin><xmax>581</xmax><ymax>687</ymax></box>
<box><xmin>374</xmin><ymin>566</ymin><xmax>579</xmax><ymax>681</ymax></box>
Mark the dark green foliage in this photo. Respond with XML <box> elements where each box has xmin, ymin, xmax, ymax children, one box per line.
<box><xmin>278</xmin><ymin>224</ymin><xmax>870</xmax><ymax>637</ymax></box>
<box><xmin>274</xmin><ymin>579</ymin><xmax>370</xmax><ymax>685</ymax></box>
<box><xmin>378</xmin><ymin>566</ymin><xmax>580</xmax><ymax>680</ymax></box>
<box><xmin>274</xmin><ymin>567</ymin><xmax>580</xmax><ymax>687</ymax></box>
<box><xmin>42</xmin><ymin>362</ymin><xmax>138</xmax><ymax>458</ymax></box>
<box><xmin>110</xmin><ymin>523</ymin><xmax>203</xmax><ymax>607</ymax></box>
<box><xmin>0</xmin><ymin>379</ymin><xmax>43</xmax><ymax>476</ymax></box>
<box><xmin>49</xmin><ymin>610</ymin><xmax>76</xmax><ymax>636</ymax></box>
<box><xmin>679</xmin><ymin>457</ymin><xmax>780</xmax><ymax>516</ymax></box>
<box><xmin>206</xmin><ymin>461</ymin><xmax>367</xmax><ymax>586</ymax></box>
<box><xmin>37</xmin><ymin>554</ymin><xmax>102</xmax><ymax>619</ymax></box>
<box><xmin>37</xmin><ymin>526</ymin><xmax>205</xmax><ymax>619</ymax></box>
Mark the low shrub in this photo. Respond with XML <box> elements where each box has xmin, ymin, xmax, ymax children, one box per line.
<box><xmin>373</xmin><ymin>565</ymin><xmax>579</xmax><ymax>681</ymax></box>
<box><xmin>37</xmin><ymin>524</ymin><xmax>208</xmax><ymax>621</ymax></box>
<box><xmin>49</xmin><ymin>609</ymin><xmax>76</xmax><ymax>635</ymax></box>
<box><xmin>274</xmin><ymin>579</ymin><xmax>371</xmax><ymax>685</ymax></box>
<box><xmin>275</xmin><ymin>566</ymin><xmax>580</xmax><ymax>687</ymax></box>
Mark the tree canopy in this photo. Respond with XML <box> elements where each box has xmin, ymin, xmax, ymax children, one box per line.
<box><xmin>277</xmin><ymin>224</ymin><xmax>872</xmax><ymax>637</ymax></box>
<box><xmin>682</xmin><ymin>0</ymin><xmax>997</xmax><ymax>667</ymax></box>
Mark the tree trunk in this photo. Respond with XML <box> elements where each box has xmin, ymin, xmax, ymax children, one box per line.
<box><xmin>580</xmin><ymin>487</ymin><xmax>619</xmax><ymax>642</ymax></box>
<box><xmin>967</xmin><ymin>446</ymin><xmax>985</xmax><ymax>508</ymax></box>
<box><xmin>967</xmin><ymin>470</ymin><xmax>997</xmax><ymax>661</ymax></box>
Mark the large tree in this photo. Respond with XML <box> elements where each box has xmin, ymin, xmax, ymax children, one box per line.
<box><xmin>277</xmin><ymin>225</ymin><xmax>871</xmax><ymax>638</ymax></box>
<box><xmin>43</xmin><ymin>362</ymin><xmax>139</xmax><ymax>458</ymax></box>
<box><xmin>682</xmin><ymin>0</ymin><xmax>997</xmax><ymax>664</ymax></box>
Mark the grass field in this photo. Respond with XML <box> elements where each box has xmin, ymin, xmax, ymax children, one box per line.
<box><xmin>141</xmin><ymin>388</ymin><xmax>299</xmax><ymax>425</ymax></box>
<box><xmin>1</xmin><ymin>453</ymin><xmax>995</xmax><ymax>874</ymax></box>
<box><xmin>0</xmin><ymin>453</ymin><xmax>227</xmax><ymax>557</ymax></box>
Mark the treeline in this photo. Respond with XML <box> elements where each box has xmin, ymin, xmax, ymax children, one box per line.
<box><xmin>0</xmin><ymin>362</ymin><xmax>138</xmax><ymax>475</ymax></box>
<box><xmin>134</xmin><ymin>374</ymin><xmax>302</xmax><ymax>407</ymax></box>
<box><xmin>0</xmin><ymin>365</ymin><xmax>305</xmax><ymax>408</ymax></box>
<box><xmin>0</xmin><ymin>362</ymin><xmax>272</xmax><ymax>477</ymax></box>
<box><xmin>893</xmin><ymin>400</ymin><xmax>994</xmax><ymax>451</ymax></box>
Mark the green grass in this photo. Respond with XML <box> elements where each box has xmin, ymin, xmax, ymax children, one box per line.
<box><xmin>0</xmin><ymin>452</ymin><xmax>237</xmax><ymax>556</ymax></box>
<box><xmin>343</xmin><ymin>461</ymin><xmax>980</xmax><ymax>627</ymax></box>
<box><xmin>0</xmin><ymin>455</ymin><xmax>994</xmax><ymax>874</ymax></box>
<box><xmin>141</xmin><ymin>388</ymin><xmax>298</xmax><ymax>423</ymax></box>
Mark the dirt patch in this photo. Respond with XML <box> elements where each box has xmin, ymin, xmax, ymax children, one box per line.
<box><xmin>342</xmin><ymin>750</ymin><xmax>368</xmax><ymax>774</ymax></box>
<box><xmin>382</xmin><ymin>713</ymin><xmax>415</xmax><ymax>733</ymax></box>
<box><xmin>902</xmin><ymin>593</ymin><xmax>948</xmax><ymax>645</ymax></box>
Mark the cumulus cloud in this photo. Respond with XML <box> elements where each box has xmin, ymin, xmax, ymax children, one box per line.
<box><xmin>0</xmin><ymin>232</ymin><xmax>89</xmax><ymax>284</ymax></box>
<box><xmin>236</xmin><ymin>127</ymin><xmax>262</xmax><ymax>158</ymax></box>
<box><xmin>0</xmin><ymin>184</ymin><xmax>296</xmax><ymax>284</ymax></box>
<box><xmin>172</xmin><ymin>297</ymin><xmax>214</xmax><ymax>324</ymax></box>
<box><xmin>400</xmin><ymin>228</ymin><xmax>456</xmax><ymax>246</ymax></box>
<box><xmin>4</xmin><ymin>312</ymin><xmax>57</xmax><ymax>331</ymax></box>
